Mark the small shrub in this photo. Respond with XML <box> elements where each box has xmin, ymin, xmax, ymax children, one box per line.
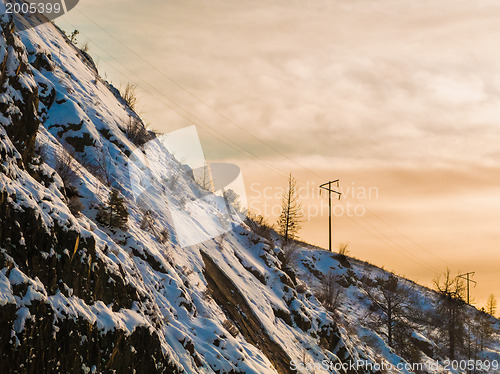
<box><xmin>246</xmin><ymin>212</ymin><xmax>274</xmax><ymax>238</ymax></box>
<box><xmin>66</xmin><ymin>29</ymin><xmax>79</xmax><ymax>44</ymax></box>
<box><xmin>126</xmin><ymin>117</ymin><xmax>151</xmax><ymax>146</ymax></box>
<box><xmin>140</xmin><ymin>209</ymin><xmax>170</xmax><ymax>244</ymax></box>
<box><xmin>281</xmin><ymin>241</ymin><xmax>299</xmax><ymax>269</ymax></box>
<box><xmin>96</xmin><ymin>188</ymin><xmax>128</xmax><ymax>230</ymax></box>
<box><xmin>178</xmin><ymin>196</ymin><xmax>187</xmax><ymax>209</ymax></box>
<box><xmin>80</xmin><ymin>42</ymin><xmax>89</xmax><ymax>53</ymax></box>
<box><xmin>216</xmin><ymin>232</ymin><xmax>227</xmax><ymax>250</ymax></box>
<box><xmin>55</xmin><ymin>149</ymin><xmax>79</xmax><ymax>189</ymax></box>
<box><xmin>168</xmin><ymin>171</ymin><xmax>181</xmax><ymax>192</ymax></box>
<box><xmin>202</xmin><ymin>288</ymin><xmax>212</xmax><ymax>301</ymax></box>
<box><xmin>181</xmin><ymin>266</ymin><xmax>193</xmax><ymax>277</ymax></box>
<box><xmin>267</xmin><ymin>238</ymin><xmax>275</xmax><ymax>251</ymax></box>
<box><xmin>338</xmin><ymin>242</ymin><xmax>350</xmax><ymax>256</ymax></box>
<box><xmin>223</xmin><ymin>189</ymin><xmax>243</xmax><ymax>213</ymax></box>
<box><xmin>296</xmin><ymin>283</ymin><xmax>307</xmax><ymax>294</ymax></box>
<box><xmin>68</xmin><ymin>196</ymin><xmax>84</xmax><ymax>216</ymax></box>
<box><xmin>246</xmin><ymin>212</ymin><xmax>275</xmax><ymax>250</ymax></box>
<box><xmin>121</xmin><ymin>82</ymin><xmax>138</xmax><ymax>110</ymax></box>
<box><xmin>158</xmin><ymin>229</ymin><xmax>169</xmax><ymax>244</ymax></box>
<box><xmin>317</xmin><ymin>270</ymin><xmax>343</xmax><ymax>313</ymax></box>
<box><xmin>140</xmin><ymin>209</ymin><xmax>156</xmax><ymax>231</ymax></box>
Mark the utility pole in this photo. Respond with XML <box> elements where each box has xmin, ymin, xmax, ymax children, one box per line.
<box><xmin>457</xmin><ymin>271</ymin><xmax>476</xmax><ymax>361</ymax></box>
<box><xmin>457</xmin><ymin>272</ymin><xmax>476</xmax><ymax>304</ymax></box>
<box><xmin>319</xmin><ymin>180</ymin><xmax>341</xmax><ymax>252</ymax></box>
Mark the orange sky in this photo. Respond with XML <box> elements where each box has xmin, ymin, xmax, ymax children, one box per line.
<box><xmin>240</xmin><ymin>163</ymin><xmax>500</xmax><ymax>305</ymax></box>
<box><xmin>58</xmin><ymin>0</ymin><xmax>500</xmax><ymax>306</ymax></box>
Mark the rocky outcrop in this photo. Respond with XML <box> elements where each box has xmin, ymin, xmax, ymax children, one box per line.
<box><xmin>0</xmin><ymin>18</ymin><xmax>40</xmax><ymax>168</ymax></box>
<box><xmin>201</xmin><ymin>251</ymin><xmax>295</xmax><ymax>374</ymax></box>
<box><xmin>0</xmin><ymin>300</ymin><xmax>180</xmax><ymax>374</ymax></box>
<box><xmin>0</xmin><ymin>15</ymin><xmax>181</xmax><ymax>373</ymax></box>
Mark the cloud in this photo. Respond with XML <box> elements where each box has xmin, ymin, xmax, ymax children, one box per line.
<box><xmin>61</xmin><ymin>0</ymin><xmax>500</xmax><ymax>167</ymax></box>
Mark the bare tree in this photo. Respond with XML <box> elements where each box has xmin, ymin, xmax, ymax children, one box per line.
<box><xmin>197</xmin><ymin>165</ymin><xmax>212</xmax><ymax>191</ymax></box>
<box><xmin>55</xmin><ymin>149</ymin><xmax>79</xmax><ymax>189</ymax></box>
<box><xmin>433</xmin><ymin>268</ymin><xmax>467</xmax><ymax>360</ymax></box>
<box><xmin>54</xmin><ymin>149</ymin><xmax>85</xmax><ymax>215</ymax></box>
<box><xmin>277</xmin><ymin>173</ymin><xmax>303</xmax><ymax>245</ymax></box>
<box><xmin>486</xmin><ymin>294</ymin><xmax>497</xmax><ymax>316</ymax></box>
<box><xmin>167</xmin><ymin>167</ymin><xmax>183</xmax><ymax>192</ymax></box>
<box><xmin>361</xmin><ymin>274</ymin><xmax>415</xmax><ymax>348</ymax></box>
<box><xmin>281</xmin><ymin>241</ymin><xmax>299</xmax><ymax>269</ymax></box>
<box><xmin>94</xmin><ymin>149</ymin><xmax>113</xmax><ymax>187</ymax></box>
<box><xmin>472</xmin><ymin>309</ymin><xmax>494</xmax><ymax>353</ymax></box>
<box><xmin>317</xmin><ymin>270</ymin><xmax>343</xmax><ymax>313</ymax></box>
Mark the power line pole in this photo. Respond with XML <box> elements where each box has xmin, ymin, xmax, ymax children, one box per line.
<box><xmin>319</xmin><ymin>180</ymin><xmax>341</xmax><ymax>252</ymax></box>
<box><xmin>457</xmin><ymin>271</ymin><xmax>476</xmax><ymax>361</ymax></box>
<box><xmin>457</xmin><ymin>272</ymin><xmax>476</xmax><ymax>304</ymax></box>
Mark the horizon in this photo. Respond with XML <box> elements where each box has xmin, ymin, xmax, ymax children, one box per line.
<box><xmin>57</xmin><ymin>0</ymin><xmax>500</xmax><ymax>307</ymax></box>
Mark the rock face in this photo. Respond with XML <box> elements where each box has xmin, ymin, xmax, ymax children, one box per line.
<box><xmin>202</xmin><ymin>251</ymin><xmax>295</xmax><ymax>374</ymax></box>
<box><xmin>0</xmin><ymin>18</ymin><xmax>39</xmax><ymax>168</ymax></box>
<box><xmin>0</xmin><ymin>13</ymin><xmax>180</xmax><ymax>374</ymax></box>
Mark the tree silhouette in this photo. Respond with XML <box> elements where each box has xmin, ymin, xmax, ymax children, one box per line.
<box><xmin>362</xmin><ymin>274</ymin><xmax>415</xmax><ymax>348</ymax></box>
<box><xmin>433</xmin><ymin>268</ymin><xmax>467</xmax><ymax>360</ymax></box>
<box><xmin>486</xmin><ymin>294</ymin><xmax>497</xmax><ymax>316</ymax></box>
<box><xmin>277</xmin><ymin>174</ymin><xmax>303</xmax><ymax>244</ymax></box>
<box><xmin>97</xmin><ymin>188</ymin><xmax>128</xmax><ymax>230</ymax></box>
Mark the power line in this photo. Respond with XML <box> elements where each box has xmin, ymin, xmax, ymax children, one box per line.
<box><xmin>347</xmin><ymin>216</ymin><xmax>441</xmax><ymax>275</ymax></box>
<box><xmin>342</xmin><ymin>193</ymin><xmax>453</xmax><ymax>270</ymax></box>
<box><xmin>58</xmin><ymin>17</ymin><xmax>297</xmax><ymax>185</ymax></box>
<box><xmin>353</xmin><ymin>214</ymin><xmax>442</xmax><ymax>274</ymax></box>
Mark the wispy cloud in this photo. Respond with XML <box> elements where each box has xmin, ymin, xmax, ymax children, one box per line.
<box><xmin>61</xmin><ymin>0</ymin><xmax>500</xmax><ymax>167</ymax></box>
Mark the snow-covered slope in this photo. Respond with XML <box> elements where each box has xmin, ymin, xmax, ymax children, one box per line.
<box><xmin>0</xmin><ymin>3</ymin><xmax>499</xmax><ymax>374</ymax></box>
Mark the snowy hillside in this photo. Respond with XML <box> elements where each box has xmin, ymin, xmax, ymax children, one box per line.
<box><xmin>1</xmin><ymin>2</ymin><xmax>499</xmax><ymax>374</ymax></box>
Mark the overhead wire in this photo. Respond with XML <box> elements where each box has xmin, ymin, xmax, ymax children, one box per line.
<box><xmin>348</xmin><ymin>217</ymin><xmax>442</xmax><ymax>275</ymax></box>
<box><xmin>59</xmin><ymin>17</ymin><xmax>296</xmax><ymax>185</ymax></box>
<box><xmin>74</xmin><ymin>9</ymin><xmax>327</xmax><ymax>181</ymax></box>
